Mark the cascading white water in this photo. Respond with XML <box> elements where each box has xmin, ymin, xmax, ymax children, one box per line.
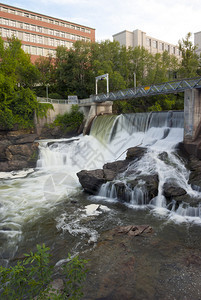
<box><xmin>96</xmin><ymin>111</ymin><xmax>201</xmax><ymax>222</ymax></box>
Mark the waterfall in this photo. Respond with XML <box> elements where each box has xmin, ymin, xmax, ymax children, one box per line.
<box><xmin>1</xmin><ymin>109</ymin><xmax>201</xmax><ymax>266</ymax></box>
<box><xmin>94</xmin><ymin>111</ymin><xmax>201</xmax><ymax>221</ymax></box>
<box><xmin>90</xmin><ymin>115</ymin><xmax>117</xmax><ymax>144</ymax></box>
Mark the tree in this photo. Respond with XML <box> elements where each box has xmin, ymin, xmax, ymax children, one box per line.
<box><xmin>34</xmin><ymin>54</ymin><xmax>56</xmax><ymax>97</ymax></box>
<box><xmin>178</xmin><ymin>32</ymin><xmax>200</xmax><ymax>78</ymax></box>
<box><xmin>54</xmin><ymin>42</ymin><xmax>93</xmax><ymax>98</ymax></box>
<box><xmin>0</xmin><ymin>36</ymin><xmax>47</xmax><ymax>129</ymax></box>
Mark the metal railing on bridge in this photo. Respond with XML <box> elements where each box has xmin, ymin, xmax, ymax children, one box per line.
<box><xmin>90</xmin><ymin>77</ymin><xmax>201</xmax><ymax>103</ymax></box>
<box><xmin>37</xmin><ymin>97</ymin><xmax>69</xmax><ymax>104</ymax></box>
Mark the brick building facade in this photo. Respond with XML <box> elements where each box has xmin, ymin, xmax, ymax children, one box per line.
<box><xmin>0</xmin><ymin>3</ymin><xmax>95</xmax><ymax>62</ymax></box>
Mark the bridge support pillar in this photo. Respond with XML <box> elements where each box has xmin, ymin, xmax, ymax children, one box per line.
<box><xmin>82</xmin><ymin>101</ymin><xmax>113</xmax><ymax>135</ymax></box>
<box><xmin>183</xmin><ymin>88</ymin><xmax>201</xmax><ymax>158</ymax></box>
<box><xmin>184</xmin><ymin>88</ymin><xmax>201</xmax><ymax>142</ymax></box>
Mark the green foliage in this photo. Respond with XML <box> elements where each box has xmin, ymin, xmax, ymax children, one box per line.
<box><xmin>54</xmin><ymin>105</ymin><xmax>84</xmax><ymax>132</ymax></box>
<box><xmin>178</xmin><ymin>32</ymin><xmax>200</xmax><ymax>78</ymax></box>
<box><xmin>62</xmin><ymin>254</ymin><xmax>88</xmax><ymax>299</ymax></box>
<box><xmin>0</xmin><ymin>36</ymin><xmax>47</xmax><ymax>130</ymax></box>
<box><xmin>48</xmin><ymin>93</ymin><xmax>63</xmax><ymax>99</ymax></box>
<box><xmin>0</xmin><ymin>107</ymin><xmax>14</xmax><ymax>129</ymax></box>
<box><xmin>0</xmin><ymin>244</ymin><xmax>88</xmax><ymax>299</ymax></box>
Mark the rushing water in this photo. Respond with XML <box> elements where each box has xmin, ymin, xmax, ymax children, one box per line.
<box><xmin>1</xmin><ymin>111</ymin><xmax>201</xmax><ymax>271</ymax></box>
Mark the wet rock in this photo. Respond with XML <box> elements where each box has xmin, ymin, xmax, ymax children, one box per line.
<box><xmin>103</xmin><ymin>169</ymin><xmax>116</xmax><ymax>181</ymax></box>
<box><xmin>114</xmin><ymin>182</ymin><xmax>129</xmax><ymax>202</ymax></box>
<box><xmin>77</xmin><ymin>169</ymin><xmax>106</xmax><ymax>194</ymax></box>
<box><xmin>39</xmin><ymin>126</ymin><xmax>79</xmax><ymax>140</ymax></box>
<box><xmin>126</xmin><ymin>146</ymin><xmax>147</xmax><ymax>160</ymax></box>
<box><xmin>77</xmin><ymin>147</ymin><xmax>149</xmax><ymax>195</ymax></box>
<box><xmin>103</xmin><ymin>160</ymin><xmax>130</xmax><ymax>174</ymax></box>
<box><xmin>117</xmin><ymin>225</ymin><xmax>153</xmax><ymax>236</ymax></box>
<box><xmin>13</xmin><ymin>134</ymin><xmax>38</xmax><ymax>144</ymax></box>
<box><xmin>172</xmin><ymin>194</ymin><xmax>201</xmax><ymax>208</ymax></box>
<box><xmin>163</xmin><ymin>182</ymin><xmax>187</xmax><ymax>198</ymax></box>
<box><xmin>128</xmin><ymin>174</ymin><xmax>159</xmax><ymax>200</ymax></box>
<box><xmin>0</xmin><ymin>130</ymin><xmax>39</xmax><ymax>171</ymax></box>
<box><xmin>158</xmin><ymin>151</ymin><xmax>169</xmax><ymax>162</ymax></box>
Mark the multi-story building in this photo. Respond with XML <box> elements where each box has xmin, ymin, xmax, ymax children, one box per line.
<box><xmin>113</xmin><ymin>29</ymin><xmax>181</xmax><ymax>59</ymax></box>
<box><xmin>194</xmin><ymin>31</ymin><xmax>201</xmax><ymax>56</ymax></box>
<box><xmin>0</xmin><ymin>3</ymin><xmax>95</xmax><ymax>62</ymax></box>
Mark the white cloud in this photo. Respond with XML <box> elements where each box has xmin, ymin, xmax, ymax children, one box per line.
<box><xmin>3</xmin><ymin>0</ymin><xmax>201</xmax><ymax>45</ymax></box>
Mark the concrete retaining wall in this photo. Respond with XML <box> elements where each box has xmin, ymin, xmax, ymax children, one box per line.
<box><xmin>35</xmin><ymin>103</ymin><xmax>73</xmax><ymax>135</ymax></box>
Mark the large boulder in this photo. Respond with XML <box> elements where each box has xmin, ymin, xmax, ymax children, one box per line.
<box><xmin>103</xmin><ymin>160</ymin><xmax>130</xmax><ymax>174</ymax></box>
<box><xmin>163</xmin><ymin>182</ymin><xmax>187</xmax><ymax>198</ymax></box>
<box><xmin>77</xmin><ymin>169</ymin><xmax>107</xmax><ymax>194</ymax></box>
<box><xmin>126</xmin><ymin>146</ymin><xmax>147</xmax><ymax>160</ymax></box>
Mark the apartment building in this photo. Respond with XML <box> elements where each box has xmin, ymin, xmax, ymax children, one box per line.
<box><xmin>0</xmin><ymin>3</ymin><xmax>95</xmax><ymax>62</ymax></box>
<box><xmin>113</xmin><ymin>29</ymin><xmax>181</xmax><ymax>59</ymax></box>
<box><xmin>194</xmin><ymin>31</ymin><xmax>201</xmax><ymax>56</ymax></box>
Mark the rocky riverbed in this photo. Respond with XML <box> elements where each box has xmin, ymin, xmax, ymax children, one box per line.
<box><xmin>81</xmin><ymin>223</ymin><xmax>201</xmax><ymax>300</ymax></box>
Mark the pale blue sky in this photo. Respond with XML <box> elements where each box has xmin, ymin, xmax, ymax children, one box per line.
<box><xmin>2</xmin><ymin>0</ymin><xmax>201</xmax><ymax>45</ymax></box>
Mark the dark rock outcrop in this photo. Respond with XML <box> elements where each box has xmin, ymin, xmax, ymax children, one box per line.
<box><xmin>39</xmin><ymin>126</ymin><xmax>79</xmax><ymax>140</ymax></box>
<box><xmin>77</xmin><ymin>169</ymin><xmax>107</xmax><ymax>194</ymax></box>
<box><xmin>163</xmin><ymin>182</ymin><xmax>187</xmax><ymax>198</ymax></box>
<box><xmin>77</xmin><ymin>146</ymin><xmax>159</xmax><ymax>203</ymax></box>
<box><xmin>77</xmin><ymin>147</ymin><xmax>147</xmax><ymax>195</ymax></box>
<box><xmin>0</xmin><ymin>130</ymin><xmax>39</xmax><ymax>172</ymax></box>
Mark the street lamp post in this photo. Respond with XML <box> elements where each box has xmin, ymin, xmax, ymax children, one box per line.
<box><xmin>95</xmin><ymin>73</ymin><xmax>109</xmax><ymax>95</ymax></box>
<box><xmin>134</xmin><ymin>72</ymin><xmax>136</xmax><ymax>92</ymax></box>
<box><xmin>46</xmin><ymin>84</ymin><xmax>49</xmax><ymax>101</ymax></box>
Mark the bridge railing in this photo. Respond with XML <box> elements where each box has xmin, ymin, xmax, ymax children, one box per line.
<box><xmin>90</xmin><ymin>77</ymin><xmax>201</xmax><ymax>103</ymax></box>
<box><xmin>37</xmin><ymin>97</ymin><xmax>69</xmax><ymax>104</ymax></box>
<box><xmin>79</xmin><ymin>98</ymin><xmax>93</xmax><ymax>104</ymax></box>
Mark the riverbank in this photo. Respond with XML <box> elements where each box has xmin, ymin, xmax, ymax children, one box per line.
<box><xmin>0</xmin><ymin>127</ymin><xmax>79</xmax><ymax>172</ymax></box>
<box><xmin>81</xmin><ymin>222</ymin><xmax>201</xmax><ymax>300</ymax></box>
<box><xmin>0</xmin><ymin>130</ymin><xmax>39</xmax><ymax>172</ymax></box>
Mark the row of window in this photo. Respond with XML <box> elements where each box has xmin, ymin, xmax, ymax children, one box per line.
<box><xmin>0</xmin><ymin>18</ymin><xmax>91</xmax><ymax>42</ymax></box>
<box><xmin>3</xmin><ymin>39</ymin><xmax>57</xmax><ymax>57</ymax></box>
<box><xmin>22</xmin><ymin>44</ymin><xmax>56</xmax><ymax>57</ymax></box>
<box><xmin>146</xmin><ymin>38</ymin><xmax>181</xmax><ymax>56</ymax></box>
<box><xmin>0</xmin><ymin>28</ymin><xmax>74</xmax><ymax>48</ymax></box>
<box><xmin>0</xmin><ymin>5</ymin><xmax>91</xmax><ymax>33</ymax></box>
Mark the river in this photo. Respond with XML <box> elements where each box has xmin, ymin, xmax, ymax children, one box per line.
<box><xmin>1</xmin><ymin>111</ymin><xmax>201</xmax><ymax>294</ymax></box>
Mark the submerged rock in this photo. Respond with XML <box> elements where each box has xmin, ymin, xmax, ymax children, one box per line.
<box><xmin>117</xmin><ymin>225</ymin><xmax>153</xmax><ymax>236</ymax></box>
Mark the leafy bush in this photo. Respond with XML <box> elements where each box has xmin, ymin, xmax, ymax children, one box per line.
<box><xmin>0</xmin><ymin>244</ymin><xmax>88</xmax><ymax>299</ymax></box>
<box><xmin>0</xmin><ymin>107</ymin><xmax>14</xmax><ymax>130</ymax></box>
<box><xmin>54</xmin><ymin>105</ymin><xmax>84</xmax><ymax>132</ymax></box>
<box><xmin>48</xmin><ymin>93</ymin><xmax>63</xmax><ymax>99</ymax></box>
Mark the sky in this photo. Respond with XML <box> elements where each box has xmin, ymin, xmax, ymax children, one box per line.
<box><xmin>2</xmin><ymin>0</ymin><xmax>201</xmax><ymax>45</ymax></box>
